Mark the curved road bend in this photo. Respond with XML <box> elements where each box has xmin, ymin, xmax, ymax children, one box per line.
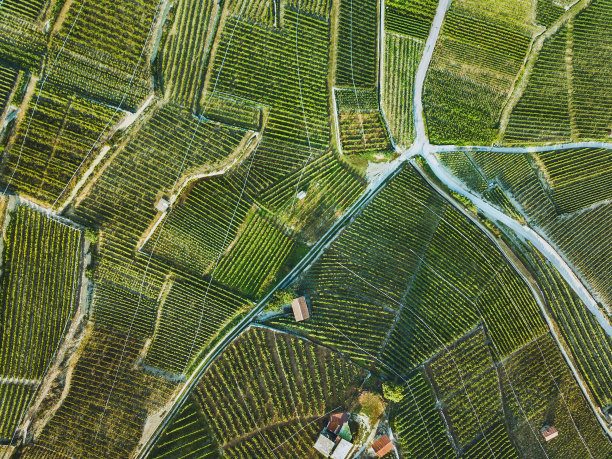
<box><xmin>413</xmin><ymin>157</ymin><xmax>612</xmax><ymax>439</ymax></box>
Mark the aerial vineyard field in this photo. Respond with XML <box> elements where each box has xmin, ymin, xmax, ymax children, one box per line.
<box><xmin>571</xmin><ymin>0</ymin><xmax>612</xmax><ymax>140</ymax></box>
<box><xmin>155</xmin><ymin>327</ymin><xmax>366</xmax><ymax>457</ymax></box>
<box><xmin>1</xmin><ymin>83</ymin><xmax>116</xmax><ymax>204</ymax></box>
<box><xmin>256</xmin><ymin>150</ymin><xmax>366</xmax><ymax>241</ymax></box>
<box><xmin>269</xmin><ymin>165</ymin><xmax>546</xmax><ymax>374</ymax></box>
<box><xmin>525</xmin><ymin>246</ymin><xmax>612</xmax><ymax>408</ymax></box>
<box><xmin>382</xmin><ymin>33</ymin><xmax>423</xmax><ymax>148</ymax></box>
<box><xmin>0</xmin><ymin>64</ymin><xmax>18</xmax><ymax>114</ymax></box>
<box><xmin>21</xmin><ymin>327</ymin><xmax>175</xmax><ymax>458</ymax></box>
<box><xmin>0</xmin><ymin>17</ymin><xmax>45</xmax><ymax>70</ymax></box>
<box><xmin>337</xmin><ymin>111</ymin><xmax>392</xmax><ymax>156</ymax></box>
<box><xmin>149</xmin><ymin>396</ymin><xmax>218</xmax><ymax>458</ymax></box>
<box><xmin>145</xmin><ymin>275</ymin><xmax>250</xmax><ymax>375</ymax></box>
<box><xmin>336</xmin><ymin>0</ymin><xmax>378</xmax><ymax>87</ymax></box>
<box><xmin>54</xmin><ymin>0</ymin><xmax>159</xmax><ymax>74</ymax></box>
<box><xmin>505</xmin><ymin>29</ymin><xmax>572</xmax><ymax>143</ymax></box>
<box><xmin>424</xmin><ymin>2</ymin><xmax>533</xmax><ymax>144</ymax></box>
<box><xmin>384</xmin><ymin>0</ymin><xmax>438</xmax><ymax>41</ymax></box>
<box><xmin>390</xmin><ymin>370</ymin><xmax>455</xmax><ymax>457</ymax></box>
<box><xmin>160</xmin><ymin>0</ymin><xmax>215</xmax><ymax>109</ymax></box>
<box><xmin>536</xmin><ymin>0</ymin><xmax>565</xmax><ymax>27</ymax></box>
<box><xmin>429</xmin><ymin>329</ymin><xmax>509</xmax><ymax>452</ymax></box>
<box><xmin>438</xmin><ymin>148</ymin><xmax>612</xmax><ymax>309</ymax></box>
<box><xmin>141</xmin><ymin>176</ymin><xmax>253</xmax><ymax>277</ymax></box>
<box><xmin>74</xmin><ymin>104</ymin><xmax>246</xmax><ymax>294</ymax></box>
<box><xmin>215</xmin><ymin>211</ymin><xmax>294</xmax><ymax>298</ymax></box>
<box><xmin>205</xmin><ymin>8</ymin><xmax>331</xmax><ymax>190</ymax></box>
<box><xmin>501</xmin><ymin>335</ymin><xmax>612</xmax><ymax>458</ymax></box>
<box><xmin>2</xmin><ymin>0</ymin><xmax>612</xmax><ymax>455</ymax></box>
<box><xmin>0</xmin><ymin>0</ymin><xmax>44</xmax><ymax>22</ymax></box>
<box><xmin>0</xmin><ymin>204</ymin><xmax>81</xmax><ymax>440</ymax></box>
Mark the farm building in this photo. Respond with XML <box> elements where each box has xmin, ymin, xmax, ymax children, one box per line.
<box><xmin>327</xmin><ymin>412</ymin><xmax>349</xmax><ymax>434</ymax></box>
<box><xmin>331</xmin><ymin>437</ymin><xmax>353</xmax><ymax>459</ymax></box>
<box><xmin>314</xmin><ymin>432</ymin><xmax>336</xmax><ymax>457</ymax></box>
<box><xmin>372</xmin><ymin>434</ymin><xmax>394</xmax><ymax>457</ymax></box>
<box><xmin>541</xmin><ymin>425</ymin><xmax>559</xmax><ymax>442</ymax></box>
<box><xmin>291</xmin><ymin>296</ymin><xmax>310</xmax><ymax>321</ymax></box>
<box><xmin>155</xmin><ymin>197</ymin><xmax>169</xmax><ymax>212</ymax></box>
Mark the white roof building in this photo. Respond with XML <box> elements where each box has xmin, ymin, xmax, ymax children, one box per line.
<box><xmin>155</xmin><ymin>197</ymin><xmax>169</xmax><ymax>212</ymax></box>
<box><xmin>314</xmin><ymin>434</ymin><xmax>335</xmax><ymax>457</ymax></box>
<box><xmin>331</xmin><ymin>438</ymin><xmax>353</xmax><ymax>459</ymax></box>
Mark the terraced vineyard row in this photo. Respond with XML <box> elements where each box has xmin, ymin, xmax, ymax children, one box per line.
<box><xmin>1</xmin><ymin>83</ymin><xmax>116</xmax><ymax>204</ymax></box>
<box><xmin>384</xmin><ymin>0</ymin><xmax>438</xmax><ymax>40</ymax></box>
<box><xmin>0</xmin><ymin>0</ymin><xmax>44</xmax><ymax>22</ymax></box>
<box><xmin>270</xmin><ymin>165</ymin><xmax>546</xmax><ymax>374</ymax></box>
<box><xmin>505</xmin><ymin>29</ymin><xmax>571</xmax><ymax>143</ymax></box>
<box><xmin>54</xmin><ymin>0</ymin><xmax>159</xmax><ymax>74</ymax></box>
<box><xmin>216</xmin><ymin>212</ymin><xmax>294</xmax><ymax>298</ymax></box>
<box><xmin>149</xmin><ymin>397</ymin><xmax>218</xmax><ymax>458</ymax></box>
<box><xmin>21</xmin><ymin>328</ymin><xmax>175</xmax><ymax>458</ymax></box>
<box><xmin>382</xmin><ymin>33</ymin><xmax>423</xmax><ymax>148</ymax></box>
<box><xmin>0</xmin><ymin>204</ymin><xmax>82</xmax><ymax>440</ymax></box>
<box><xmin>142</xmin><ymin>176</ymin><xmax>253</xmax><ymax>277</ymax></box>
<box><xmin>153</xmin><ymin>327</ymin><xmax>366</xmax><ymax>456</ymax></box>
<box><xmin>160</xmin><ymin>0</ymin><xmax>214</xmax><ymax>109</ymax></box>
<box><xmin>391</xmin><ymin>371</ymin><xmax>455</xmax><ymax>457</ymax></box>
<box><xmin>336</xmin><ymin>0</ymin><xmax>378</xmax><ymax>87</ymax></box>
<box><xmin>338</xmin><ymin>111</ymin><xmax>392</xmax><ymax>156</ymax></box>
<box><xmin>145</xmin><ymin>276</ymin><xmax>250</xmax><ymax>375</ymax></box>
<box><xmin>208</xmin><ymin>8</ymin><xmax>330</xmax><ymax>190</ymax></box>
<box><xmin>74</xmin><ymin>104</ymin><xmax>245</xmax><ymax>295</ymax></box>
<box><xmin>0</xmin><ymin>63</ymin><xmax>18</xmax><ymax>114</ymax></box>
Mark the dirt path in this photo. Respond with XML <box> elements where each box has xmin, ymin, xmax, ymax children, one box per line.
<box><xmin>412</xmin><ymin>0</ymin><xmax>451</xmax><ymax>146</ymax></box>
<box><xmin>422</xmin><ymin>151</ymin><xmax>612</xmax><ymax>333</ymax></box>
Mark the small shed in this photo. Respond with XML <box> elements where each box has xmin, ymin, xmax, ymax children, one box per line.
<box><xmin>297</xmin><ymin>190</ymin><xmax>307</xmax><ymax>200</ymax></box>
<box><xmin>372</xmin><ymin>434</ymin><xmax>395</xmax><ymax>457</ymax></box>
<box><xmin>327</xmin><ymin>412</ymin><xmax>349</xmax><ymax>435</ymax></box>
<box><xmin>331</xmin><ymin>438</ymin><xmax>353</xmax><ymax>459</ymax></box>
<box><xmin>314</xmin><ymin>433</ymin><xmax>335</xmax><ymax>457</ymax></box>
<box><xmin>541</xmin><ymin>425</ymin><xmax>559</xmax><ymax>442</ymax></box>
<box><xmin>155</xmin><ymin>197</ymin><xmax>169</xmax><ymax>212</ymax></box>
<box><xmin>291</xmin><ymin>296</ymin><xmax>309</xmax><ymax>322</ymax></box>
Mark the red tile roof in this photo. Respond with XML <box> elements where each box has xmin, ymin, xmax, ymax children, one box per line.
<box><xmin>327</xmin><ymin>412</ymin><xmax>348</xmax><ymax>434</ymax></box>
<box><xmin>372</xmin><ymin>434</ymin><xmax>394</xmax><ymax>457</ymax></box>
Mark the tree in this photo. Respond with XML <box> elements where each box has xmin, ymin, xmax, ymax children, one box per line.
<box><xmin>383</xmin><ymin>381</ymin><xmax>405</xmax><ymax>403</ymax></box>
<box><xmin>265</xmin><ymin>287</ymin><xmax>296</xmax><ymax>313</ymax></box>
<box><xmin>84</xmin><ymin>228</ymin><xmax>99</xmax><ymax>244</ymax></box>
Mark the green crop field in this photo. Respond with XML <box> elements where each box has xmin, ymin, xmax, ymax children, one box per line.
<box><xmin>505</xmin><ymin>29</ymin><xmax>572</xmax><ymax>143</ymax></box>
<box><xmin>438</xmin><ymin>148</ymin><xmax>612</xmax><ymax>309</ymax></box>
<box><xmin>385</xmin><ymin>0</ymin><xmax>438</xmax><ymax>41</ymax></box>
<box><xmin>501</xmin><ymin>335</ymin><xmax>612</xmax><ymax>458</ymax></box>
<box><xmin>269</xmin><ymin>165</ymin><xmax>546</xmax><ymax>373</ymax></box>
<box><xmin>1</xmin><ymin>0</ymin><xmax>612</xmax><ymax>456</ymax></box>
<box><xmin>153</xmin><ymin>327</ymin><xmax>366</xmax><ymax>457</ymax></box>
<box><xmin>390</xmin><ymin>370</ymin><xmax>456</xmax><ymax>457</ymax></box>
<box><xmin>336</xmin><ymin>0</ymin><xmax>378</xmax><ymax>87</ymax></box>
<box><xmin>0</xmin><ymin>204</ymin><xmax>81</xmax><ymax>440</ymax></box>
<box><xmin>21</xmin><ymin>327</ymin><xmax>175</xmax><ymax>458</ymax></box>
<box><xmin>1</xmin><ymin>83</ymin><xmax>116</xmax><ymax>204</ymax></box>
<box><xmin>382</xmin><ymin>33</ymin><xmax>423</xmax><ymax>148</ymax></box>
